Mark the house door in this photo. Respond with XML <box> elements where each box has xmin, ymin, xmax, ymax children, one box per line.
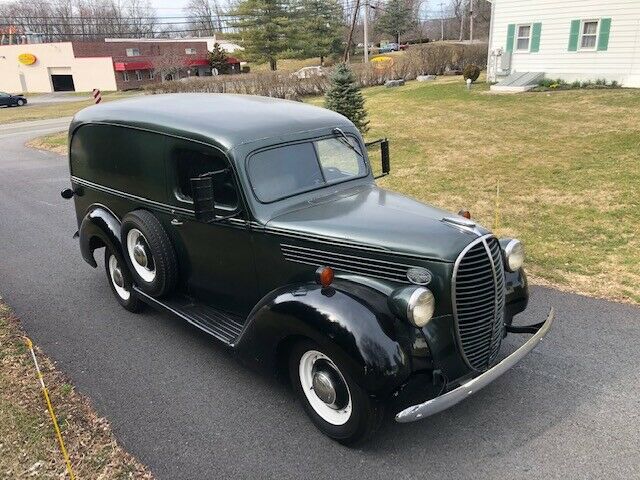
<box><xmin>51</xmin><ymin>74</ymin><xmax>75</xmax><ymax>92</ymax></box>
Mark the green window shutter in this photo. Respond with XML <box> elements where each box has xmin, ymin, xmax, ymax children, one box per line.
<box><xmin>506</xmin><ymin>24</ymin><xmax>515</xmax><ymax>52</ymax></box>
<box><xmin>568</xmin><ymin>19</ymin><xmax>580</xmax><ymax>51</ymax></box>
<box><xmin>598</xmin><ymin>18</ymin><xmax>612</xmax><ymax>51</ymax></box>
<box><xmin>531</xmin><ymin>23</ymin><xmax>542</xmax><ymax>52</ymax></box>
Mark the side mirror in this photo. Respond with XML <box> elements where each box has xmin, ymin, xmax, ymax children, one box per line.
<box><xmin>366</xmin><ymin>138</ymin><xmax>391</xmax><ymax>179</ymax></box>
<box><xmin>61</xmin><ymin>187</ymin><xmax>82</xmax><ymax>199</ymax></box>
<box><xmin>380</xmin><ymin>139</ymin><xmax>390</xmax><ymax>176</ymax></box>
<box><xmin>190</xmin><ymin>175</ymin><xmax>217</xmax><ymax>223</ymax></box>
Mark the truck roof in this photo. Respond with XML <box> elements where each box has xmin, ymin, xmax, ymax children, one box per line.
<box><xmin>70</xmin><ymin>93</ymin><xmax>353</xmax><ymax>151</ymax></box>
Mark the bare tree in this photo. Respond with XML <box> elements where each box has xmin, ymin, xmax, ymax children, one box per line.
<box><xmin>184</xmin><ymin>0</ymin><xmax>223</xmax><ymax>36</ymax></box>
<box><xmin>152</xmin><ymin>50</ymin><xmax>188</xmax><ymax>82</ymax></box>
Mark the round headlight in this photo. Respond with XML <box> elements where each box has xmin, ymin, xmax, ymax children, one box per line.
<box><xmin>503</xmin><ymin>239</ymin><xmax>525</xmax><ymax>272</ymax></box>
<box><xmin>407</xmin><ymin>288</ymin><xmax>435</xmax><ymax>328</ymax></box>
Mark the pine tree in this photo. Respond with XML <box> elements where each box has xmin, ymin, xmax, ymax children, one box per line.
<box><xmin>296</xmin><ymin>0</ymin><xmax>344</xmax><ymax>66</ymax></box>
<box><xmin>325</xmin><ymin>63</ymin><xmax>369</xmax><ymax>133</ymax></box>
<box><xmin>208</xmin><ymin>43</ymin><xmax>230</xmax><ymax>74</ymax></box>
<box><xmin>375</xmin><ymin>0</ymin><xmax>417</xmax><ymax>45</ymax></box>
<box><xmin>231</xmin><ymin>0</ymin><xmax>293</xmax><ymax>71</ymax></box>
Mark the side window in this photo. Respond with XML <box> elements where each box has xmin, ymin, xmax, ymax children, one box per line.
<box><xmin>70</xmin><ymin>124</ymin><xmax>168</xmax><ymax>202</ymax></box>
<box><xmin>173</xmin><ymin>147</ymin><xmax>239</xmax><ymax>211</ymax></box>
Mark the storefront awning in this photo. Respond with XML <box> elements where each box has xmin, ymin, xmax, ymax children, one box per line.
<box><xmin>114</xmin><ymin>61</ymin><xmax>152</xmax><ymax>71</ymax></box>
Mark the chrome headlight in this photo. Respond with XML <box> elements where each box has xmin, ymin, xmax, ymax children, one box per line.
<box><xmin>407</xmin><ymin>288</ymin><xmax>436</xmax><ymax>327</ymax></box>
<box><xmin>389</xmin><ymin>286</ymin><xmax>436</xmax><ymax>328</ymax></box>
<box><xmin>502</xmin><ymin>238</ymin><xmax>525</xmax><ymax>272</ymax></box>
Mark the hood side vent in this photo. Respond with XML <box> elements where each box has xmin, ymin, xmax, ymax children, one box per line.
<box><xmin>280</xmin><ymin>243</ymin><xmax>414</xmax><ymax>284</ymax></box>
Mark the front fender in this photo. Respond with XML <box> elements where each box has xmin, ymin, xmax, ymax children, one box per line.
<box><xmin>79</xmin><ymin>206</ymin><xmax>122</xmax><ymax>267</ymax></box>
<box><xmin>235</xmin><ymin>279</ymin><xmax>415</xmax><ymax>397</ymax></box>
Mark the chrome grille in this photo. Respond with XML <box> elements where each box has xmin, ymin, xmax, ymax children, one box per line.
<box><xmin>453</xmin><ymin>235</ymin><xmax>506</xmax><ymax>371</ymax></box>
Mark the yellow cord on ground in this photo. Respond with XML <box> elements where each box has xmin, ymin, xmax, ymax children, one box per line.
<box><xmin>24</xmin><ymin>337</ymin><xmax>76</xmax><ymax>480</ymax></box>
<box><xmin>493</xmin><ymin>180</ymin><xmax>500</xmax><ymax>232</ymax></box>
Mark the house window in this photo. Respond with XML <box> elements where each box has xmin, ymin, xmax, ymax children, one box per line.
<box><xmin>581</xmin><ymin>20</ymin><xmax>599</xmax><ymax>49</ymax></box>
<box><xmin>135</xmin><ymin>70</ymin><xmax>142</xmax><ymax>81</ymax></box>
<box><xmin>516</xmin><ymin>24</ymin><xmax>531</xmax><ymax>51</ymax></box>
<box><xmin>185</xmin><ymin>48</ymin><xmax>196</xmax><ymax>54</ymax></box>
<box><xmin>122</xmin><ymin>71</ymin><xmax>129</xmax><ymax>82</ymax></box>
<box><xmin>126</xmin><ymin>48</ymin><xmax>141</xmax><ymax>57</ymax></box>
<box><xmin>149</xmin><ymin>70</ymin><xmax>155</xmax><ymax>79</ymax></box>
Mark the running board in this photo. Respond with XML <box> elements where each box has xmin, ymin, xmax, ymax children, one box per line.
<box><xmin>133</xmin><ymin>287</ymin><xmax>244</xmax><ymax>345</ymax></box>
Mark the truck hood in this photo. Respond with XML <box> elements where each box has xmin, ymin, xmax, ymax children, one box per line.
<box><xmin>266</xmin><ymin>185</ymin><xmax>489</xmax><ymax>262</ymax></box>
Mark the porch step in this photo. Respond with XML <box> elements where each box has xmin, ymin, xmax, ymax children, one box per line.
<box><xmin>491</xmin><ymin>72</ymin><xmax>545</xmax><ymax>92</ymax></box>
<box><xmin>133</xmin><ymin>288</ymin><xmax>244</xmax><ymax>345</ymax></box>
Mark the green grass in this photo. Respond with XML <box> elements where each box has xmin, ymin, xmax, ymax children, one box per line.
<box><xmin>310</xmin><ymin>78</ymin><xmax>640</xmax><ymax>303</ymax></box>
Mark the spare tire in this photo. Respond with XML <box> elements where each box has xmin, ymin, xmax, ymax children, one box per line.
<box><xmin>120</xmin><ymin>210</ymin><xmax>178</xmax><ymax>297</ymax></box>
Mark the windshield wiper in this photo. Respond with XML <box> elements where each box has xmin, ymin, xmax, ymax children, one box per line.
<box><xmin>332</xmin><ymin>128</ymin><xmax>363</xmax><ymax>158</ymax></box>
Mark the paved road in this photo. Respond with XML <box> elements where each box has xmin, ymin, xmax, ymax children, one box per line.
<box><xmin>1</xmin><ymin>125</ymin><xmax>639</xmax><ymax>480</ymax></box>
<box><xmin>0</xmin><ymin>117</ymin><xmax>72</xmax><ymax>139</ymax></box>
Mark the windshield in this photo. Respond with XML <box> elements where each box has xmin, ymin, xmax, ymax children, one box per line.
<box><xmin>248</xmin><ymin>136</ymin><xmax>368</xmax><ymax>203</ymax></box>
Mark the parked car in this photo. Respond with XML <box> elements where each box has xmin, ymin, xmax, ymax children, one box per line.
<box><xmin>0</xmin><ymin>91</ymin><xmax>27</xmax><ymax>107</ymax></box>
<box><xmin>379</xmin><ymin>42</ymin><xmax>399</xmax><ymax>53</ymax></box>
<box><xmin>62</xmin><ymin>94</ymin><xmax>553</xmax><ymax>445</ymax></box>
<box><xmin>292</xmin><ymin>66</ymin><xmax>325</xmax><ymax>79</ymax></box>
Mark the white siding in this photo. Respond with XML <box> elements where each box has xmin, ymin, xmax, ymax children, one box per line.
<box><xmin>488</xmin><ymin>0</ymin><xmax>640</xmax><ymax>87</ymax></box>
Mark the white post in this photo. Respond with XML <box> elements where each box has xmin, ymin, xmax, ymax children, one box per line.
<box><xmin>363</xmin><ymin>0</ymin><xmax>369</xmax><ymax>63</ymax></box>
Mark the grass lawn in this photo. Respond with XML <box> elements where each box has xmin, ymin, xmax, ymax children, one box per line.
<box><xmin>0</xmin><ymin>91</ymin><xmax>140</xmax><ymax>125</ymax></box>
<box><xmin>27</xmin><ymin>78</ymin><xmax>640</xmax><ymax>304</ymax></box>
<box><xmin>0</xmin><ymin>299</ymin><xmax>153</xmax><ymax>478</ymax></box>
<box><xmin>311</xmin><ymin>78</ymin><xmax>640</xmax><ymax>303</ymax></box>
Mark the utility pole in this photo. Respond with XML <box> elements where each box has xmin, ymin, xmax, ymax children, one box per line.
<box><xmin>440</xmin><ymin>3</ymin><xmax>445</xmax><ymax>41</ymax></box>
<box><xmin>344</xmin><ymin>0</ymin><xmax>361</xmax><ymax>62</ymax></box>
<box><xmin>469</xmin><ymin>0</ymin><xmax>474</xmax><ymax>42</ymax></box>
<box><xmin>363</xmin><ymin>0</ymin><xmax>369</xmax><ymax>63</ymax></box>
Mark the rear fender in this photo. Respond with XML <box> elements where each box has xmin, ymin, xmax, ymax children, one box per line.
<box><xmin>235</xmin><ymin>280</ymin><xmax>413</xmax><ymax>397</ymax></box>
<box><xmin>79</xmin><ymin>206</ymin><xmax>122</xmax><ymax>268</ymax></box>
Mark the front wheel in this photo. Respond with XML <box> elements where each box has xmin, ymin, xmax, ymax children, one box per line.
<box><xmin>289</xmin><ymin>340</ymin><xmax>384</xmax><ymax>445</ymax></box>
<box><xmin>16</xmin><ymin>99</ymin><xmax>25</xmax><ymax>106</ymax></box>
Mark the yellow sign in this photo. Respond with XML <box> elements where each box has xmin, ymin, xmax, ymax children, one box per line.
<box><xmin>18</xmin><ymin>53</ymin><xmax>37</xmax><ymax>65</ymax></box>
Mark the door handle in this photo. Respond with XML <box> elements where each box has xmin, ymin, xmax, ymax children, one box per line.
<box><xmin>171</xmin><ymin>218</ymin><xmax>184</xmax><ymax>226</ymax></box>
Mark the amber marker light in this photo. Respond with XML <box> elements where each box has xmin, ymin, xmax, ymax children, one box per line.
<box><xmin>315</xmin><ymin>266</ymin><xmax>335</xmax><ymax>287</ymax></box>
<box><xmin>458</xmin><ymin>210</ymin><xmax>472</xmax><ymax>219</ymax></box>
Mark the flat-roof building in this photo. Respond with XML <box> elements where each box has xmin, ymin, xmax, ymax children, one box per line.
<box><xmin>0</xmin><ymin>40</ymin><xmax>210</xmax><ymax>93</ymax></box>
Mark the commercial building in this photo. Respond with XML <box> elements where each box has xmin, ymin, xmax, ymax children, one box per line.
<box><xmin>0</xmin><ymin>39</ymin><xmax>210</xmax><ymax>93</ymax></box>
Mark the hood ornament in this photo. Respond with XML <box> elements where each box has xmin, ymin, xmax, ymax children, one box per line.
<box><xmin>442</xmin><ymin>216</ymin><xmax>476</xmax><ymax>228</ymax></box>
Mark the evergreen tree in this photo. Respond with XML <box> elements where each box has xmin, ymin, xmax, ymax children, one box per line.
<box><xmin>296</xmin><ymin>0</ymin><xmax>344</xmax><ymax>66</ymax></box>
<box><xmin>208</xmin><ymin>43</ymin><xmax>230</xmax><ymax>74</ymax></box>
<box><xmin>231</xmin><ymin>0</ymin><xmax>292</xmax><ymax>71</ymax></box>
<box><xmin>375</xmin><ymin>0</ymin><xmax>416</xmax><ymax>45</ymax></box>
<box><xmin>325</xmin><ymin>63</ymin><xmax>369</xmax><ymax>133</ymax></box>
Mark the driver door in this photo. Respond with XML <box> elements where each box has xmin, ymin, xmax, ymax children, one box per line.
<box><xmin>164</xmin><ymin>140</ymin><xmax>258</xmax><ymax>318</ymax></box>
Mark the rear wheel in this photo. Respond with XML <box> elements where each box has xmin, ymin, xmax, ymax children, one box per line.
<box><xmin>16</xmin><ymin>99</ymin><xmax>25</xmax><ymax>106</ymax></box>
<box><xmin>104</xmin><ymin>248</ymin><xmax>144</xmax><ymax>313</ymax></box>
<box><xmin>289</xmin><ymin>340</ymin><xmax>384</xmax><ymax>445</ymax></box>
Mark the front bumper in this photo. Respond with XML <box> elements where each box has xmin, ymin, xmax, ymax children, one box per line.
<box><xmin>395</xmin><ymin>307</ymin><xmax>555</xmax><ymax>423</ymax></box>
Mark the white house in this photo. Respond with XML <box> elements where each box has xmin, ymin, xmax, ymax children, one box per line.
<box><xmin>487</xmin><ymin>0</ymin><xmax>640</xmax><ymax>90</ymax></box>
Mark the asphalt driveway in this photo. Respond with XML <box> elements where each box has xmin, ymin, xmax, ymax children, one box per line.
<box><xmin>1</xmin><ymin>123</ymin><xmax>639</xmax><ymax>479</ymax></box>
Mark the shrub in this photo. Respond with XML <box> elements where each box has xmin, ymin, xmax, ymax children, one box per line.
<box><xmin>463</xmin><ymin>64</ymin><xmax>481</xmax><ymax>82</ymax></box>
<box><xmin>145</xmin><ymin>42</ymin><xmax>489</xmax><ymax>98</ymax></box>
<box><xmin>241</xmin><ymin>65</ymin><xmax>251</xmax><ymax>73</ymax></box>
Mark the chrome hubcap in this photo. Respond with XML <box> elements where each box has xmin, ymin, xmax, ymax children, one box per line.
<box><xmin>312</xmin><ymin>370</ymin><xmax>337</xmax><ymax>405</ymax></box>
<box><xmin>112</xmin><ymin>265</ymin><xmax>124</xmax><ymax>288</ymax></box>
<box><xmin>133</xmin><ymin>242</ymin><xmax>148</xmax><ymax>267</ymax></box>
